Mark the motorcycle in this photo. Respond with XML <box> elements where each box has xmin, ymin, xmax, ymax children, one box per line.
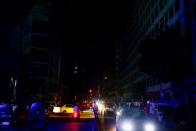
<box><xmin>72</xmin><ymin>111</ymin><xmax>80</xmax><ymax>120</ymax></box>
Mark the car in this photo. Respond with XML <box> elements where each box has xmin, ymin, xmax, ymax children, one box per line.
<box><xmin>0</xmin><ymin>104</ymin><xmax>16</xmax><ymax>128</ymax></box>
<box><xmin>149</xmin><ymin>101</ymin><xmax>180</xmax><ymax>129</ymax></box>
<box><xmin>28</xmin><ymin>102</ymin><xmax>47</xmax><ymax>130</ymax></box>
<box><xmin>53</xmin><ymin>106</ymin><xmax>61</xmax><ymax>113</ymax></box>
<box><xmin>42</xmin><ymin>102</ymin><xmax>51</xmax><ymax>115</ymax></box>
<box><xmin>116</xmin><ymin>107</ymin><xmax>159</xmax><ymax>131</ymax></box>
<box><xmin>79</xmin><ymin>103</ymin><xmax>91</xmax><ymax>111</ymax></box>
<box><xmin>104</xmin><ymin>102</ymin><xmax>116</xmax><ymax>112</ymax></box>
<box><xmin>61</xmin><ymin>104</ymin><xmax>74</xmax><ymax>114</ymax></box>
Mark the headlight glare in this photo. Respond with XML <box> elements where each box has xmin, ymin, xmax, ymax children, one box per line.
<box><xmin>116</xmin><ymin>111</ymin><xmax>121</xmax><ymax>116</ymax></box>
<box><xmin>144</xmin><ymin>123</ymin><xmax>155</xmax><ymax>131</ymax></box>
<box><xmin>121</xmin><ymin>121</ymin><xmax>134</xmax><ymax>131</ymax></box>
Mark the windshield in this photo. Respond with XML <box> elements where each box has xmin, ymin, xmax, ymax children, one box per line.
<box><xmin>0</xmin><ymin>105</ymin><xmax>12</xmax><ymax>114</ymax></box>
<box><xmin>123</xmin><ymin>110</ymin><xmax>148</xmax><ymax>119</ymax></box>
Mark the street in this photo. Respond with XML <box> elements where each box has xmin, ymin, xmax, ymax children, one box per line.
<box><xmin>48</xmin><ymin>111</ymin><xmax>116</xmax><ymax>131</ymax></box>
<box><xmin>1</xmin><ymin>110</ymin><xmax>116</xmax><ymax>131</ymax></box>
<box><xmin>47</xmin><ymin>119</ymin><xmax>99</xmax><ymax>131</ymax></box>
<box><xmin>0</xmin><ymin>109</ymin><xmax>188</xmax><ymax>131</ymax></box>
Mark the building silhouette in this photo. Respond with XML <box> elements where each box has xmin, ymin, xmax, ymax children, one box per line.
<box><xmin>116</xmin><ymin>0</ymin><xmax>196</xmax><ymax>103</ymax></box>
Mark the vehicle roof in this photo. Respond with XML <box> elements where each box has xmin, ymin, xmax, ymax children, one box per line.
<box><xmin>0</xmin><ymin>104</ymin><xmax>12</xmax><ymax>112</ymax></box>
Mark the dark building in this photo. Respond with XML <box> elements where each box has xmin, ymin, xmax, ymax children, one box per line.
<box><xmin>48</xmin><ymin>0</ymin><xmax>74</xmax><ymax>103</ymax></box>
<box><xmin>115</xmin><ymin>0</ymin><xmax>196</xmax><ymax>104</ymax></box>
<box><xmin>27</xmin><ymin>0</ymin><xmax>53</xmax><ymax>95</ymax></box>
<box><xmin>0</xmin><ymin>1</ymin><xmax>32</xmax><ymax>101</ymax></box>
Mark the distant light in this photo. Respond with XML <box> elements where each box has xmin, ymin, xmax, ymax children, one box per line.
<box><xmin>144</xmin><ymin>123</ymin><xmax>155</xmax><ymax>131</ymax></box>
<box><xmin>75</xmin><ymin>66</ymin><xmax>78</xmax><ymax>70</ymax></box>
<box><xmin>53</xmin><ymin>107</ymin><xmax>61</xmax><ymax>113</ymax></box>
<box><xmin>121</xmin><ymin>121</ymin><xmax>134</xmax><ymax>131</ymax></box>
<box><xmin>89</xmin><ymin>89</ymin><xmax>92</xmax><ymax>93</ymax></box>
<box><xmin>2</xmin><ymin>122</ymin><xmax>10</xmax><ymax>126</ymax></box>
<box><xmin>74</xmin><ymin>71</ymin><xmax>78</xmax><ymax>74</ymax></box>
<box><xmin>116</xmin><ymin>110</ymin><xmax>121</xmax><ymax>116</ymax></box>
<box><xmin>104</xmin><ymin>76</ymin><xmax>108</xmax><ymax>80</ymax></box>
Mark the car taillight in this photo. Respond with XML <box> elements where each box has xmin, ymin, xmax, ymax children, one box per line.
<box><xmin>73</xmin><ymin>112</ymin><xmax>78</xmax><ymax>117</ymax></box>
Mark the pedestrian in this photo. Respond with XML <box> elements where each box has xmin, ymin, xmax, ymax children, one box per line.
<box><xmin>73</xmin><ymin>103</ymin><xmax>80</xmax><ymax>119</ymax></box>
<box><xmin>92</xmin><ymin>101</ymin><xmax>98</xmax><ymax>118</ymax></box>
<box><xmin>73</xmin><ymin>103</ymin><xmax>80</xmax><ymax>113</ymax></box>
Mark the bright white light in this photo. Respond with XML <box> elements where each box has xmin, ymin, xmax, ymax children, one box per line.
<box><xmin>121</xmin><ymin>121</ymin><xmax>134</xmax><ymax>131</ymax></box>
<box><xmin>116</xmin><ymin>111</ymin><xmax>121</xmax><ymax>116</ymax></box>
<box><xmin>2</xmin><ymin>122</ymin><xmax>10</xmax><ymax>126</ymax></box>
<box><xmin>104</xmin><ymin>76</ymin><xmax>108</xmax><ymax>80</ymax></box>
<box><xmin>53</xmin><ymin>107</ymin><xmax>61</xmax><ymax>113</ymax></box>
<box><xmin>144</xmin><ymin>123</ymin><xmax>155</xmax><ymax>131</ymax></box>
<box><xmin>96</xmin><ymin>100</ymin><xmax>105</xmax><ymax>114</ymax></box>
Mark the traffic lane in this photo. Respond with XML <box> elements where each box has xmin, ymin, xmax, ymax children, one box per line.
<box><xmin>47</xmin><ymin>111</ymin><xmax>99</xmax><ymax>131</ymax></box>
<box><xmin>2</xmin><ymin>118</ymin><xmax>99</xmax><ymax>131</ymax></box>
<box><xmin>100</xmin><ymin>110</ymin><xmax>116</xmax><ymax>131</ymax></box>
<box><xmin>5</xmin><ymin>111</ymin><xmax>109</xmax><ymax>131</ymax></box>
<box><xmin>47</xmin><ymin>119</ymin><xmax>99</xmax><ymax>131</ymax></box>
<box><xmin>101</xmin><ymin>117</ymin><xmax>116</xmax><ymax>131</ymax></box>
<box><xmin>48</xmin><ymin>110</ymin><xmax>95</xmax><ymax>120</ymax></box>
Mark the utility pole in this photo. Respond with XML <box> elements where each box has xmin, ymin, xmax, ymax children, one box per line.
<box><xmin>10</xmin><ymin>77</ymin><xmax>17</xmax><ymax>101</ymax></box>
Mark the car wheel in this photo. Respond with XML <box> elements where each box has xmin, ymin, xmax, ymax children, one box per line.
<box><xmin>63</xmin><ymin>110</ymin><xmax>67</xmax><ymax>114</ymax></box>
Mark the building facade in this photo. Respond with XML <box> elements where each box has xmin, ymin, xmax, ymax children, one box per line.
<box><xmin>27</xmin><ymin>0</ymin><xmax>53</xmax><ymax>96</ymax></box>
<box><xmin>116</xmin><ymin>0</ymin><xmax>196</xmax><ymax>102</ymax></box>
<box><xmin>0</xmin><ymin>2</ymin><xmax>32</xmax><ymax>101</ymax></box>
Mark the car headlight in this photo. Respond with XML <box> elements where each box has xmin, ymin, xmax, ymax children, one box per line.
<box><xmin>144</xmin><ymin>123</ymin><xmax>155</xmax><ymax>131</ymax></box>
<box><xmin>116</xmin><ymin>111</ymin><xmax>121</xmax><ymax>116</ymax></box>
<box><xmin>121</xmin><ymin>121</ymin><xmax>134</xmax><ymax>131</ymax></box>
<box><xmin>53</xmin><ymin>107</ymin><xmax>61</xmax><ymax>113</ymax></box>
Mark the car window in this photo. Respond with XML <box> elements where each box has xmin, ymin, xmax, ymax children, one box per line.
<box><xmin>66</xmin><ymin>104</ymin><xmax>73</xmax><ymax>107</ymax></box>
<box><xmin>123</xmin><ymin>110</ymin><xmax>147</xmax><ymax>119</ymax></box>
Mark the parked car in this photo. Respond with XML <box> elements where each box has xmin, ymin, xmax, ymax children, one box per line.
<box><xmin>149</xmin><ymin>101</ymin><xmax>179</xmax><ymax>130</ymax></box>
<box><xmin>79</xmin><ymin>103</ymin><xmax>91</xmax><ymax>111</ymax></box>
<box><xmin>104</xmin><ymin>102</ymin><xmax>116</xmax><ymax>112</ymax></box>
<box><xmin>0</xmin><ymin>103</ymin><xmax>16</xmax><ymax>128</ymax></box>
<box><xmin>28</xmin><ymin>102</ymin><xmax>47</xmax><ymax>130</ymax></box>
<box><xmin>116</xmin><ymin>108</ymin><xmax>158</xmax><ymax>131</ymax></box>
<box><xmin>61</xmin><ymin>104</ymin><xmax>74</xmax><ymax>114</ymax></box>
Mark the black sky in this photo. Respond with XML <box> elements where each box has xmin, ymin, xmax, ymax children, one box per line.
<box><xmin>53</xmin><ymin>0</ymin><xmax>136</xmax><ymax>85</ymax></box>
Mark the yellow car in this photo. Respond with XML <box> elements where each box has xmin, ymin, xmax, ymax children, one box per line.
<box><xmin>61</xmin><ymin>104</ymin><xmax>74</xmax><ymax>114</ymax></box>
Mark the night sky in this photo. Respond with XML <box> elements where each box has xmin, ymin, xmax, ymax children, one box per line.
<box><xmin>53</xmin><ymin>0</ymin><xmax>136</xmax><ymax>86</ymax></box>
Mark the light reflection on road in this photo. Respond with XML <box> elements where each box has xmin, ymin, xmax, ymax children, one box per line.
<box><xmin>47</xmin><ymin>119</ymin><xmax>99</xmax><ymax>131</ymax></box>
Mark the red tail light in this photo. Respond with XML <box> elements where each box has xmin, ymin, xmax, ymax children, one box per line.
<box><xmin>73</xmin><ymin>112</ymin><xmax>78</xmax><ymax>117</ymax></box>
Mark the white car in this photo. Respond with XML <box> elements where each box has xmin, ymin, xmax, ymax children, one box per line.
<box><xmin>53</xmin><ymin>104</ymin><xmax>74</xmax><ymax>114</ymax></box>
<box><xmin>53</xmin><ymin>106</ymin><xmax>61</xmax><ymax>113</ymax></box>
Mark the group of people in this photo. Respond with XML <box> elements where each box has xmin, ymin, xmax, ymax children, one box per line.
<box><xmin>73</xmin><ymin>101</ymin><xmax>99</xmax><ymax>118</ymax></box>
